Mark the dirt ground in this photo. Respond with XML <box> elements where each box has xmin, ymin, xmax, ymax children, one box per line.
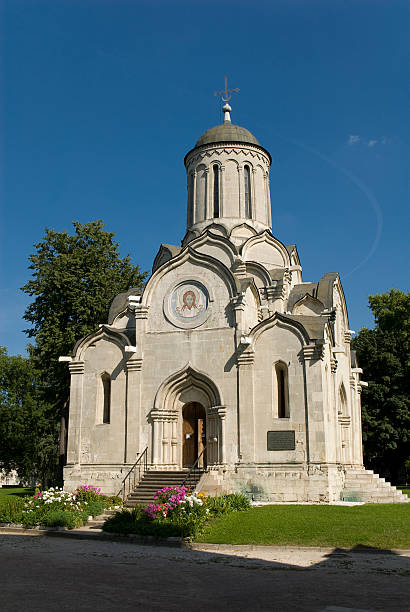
<box><xmin>1</xmin><ymin>533</ymin><xmax>409</xmax><ymax>611</ymax></box>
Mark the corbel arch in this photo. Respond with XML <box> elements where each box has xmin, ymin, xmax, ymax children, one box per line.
<box><xmin>153</xmin><ymin>363</ymin><xmax>223</xmax><ymax>412</ymax></box>
<box><xmin>245</xmin><ymin>260</ymin><xmax>273</xmax><ymax>290</ymax></box>
<box><xmin>292</xmin><ymin>294</ymin><xmax>325</xmax><ymax>316</ymax></box>
<box><xmin>188</xmin><ymin>230</ymin><xmax>238</xmax><ymax>269</ymax></box>
<box><xmin>241</xmin><ymin>230</ymin><xmax>291</xmax><ymax>269</ymax></box>
<box><xmin>251</xmin><ymin>312</ymin><xmax>310</xmax><ymax>348</ymax></box>
<box><xmin>72</xmin><ymin>325</ymin><xmax>130</xmax><ymax>361</ymax></box>
<box><xmin>142</xmin><ymin>247</ymin><xmax>240</xmax><ymax>307</ymax></box>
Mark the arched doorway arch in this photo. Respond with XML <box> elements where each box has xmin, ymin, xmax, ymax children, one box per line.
<box><xmin>151</xmin><ymin>364</ymin><xmax>225</xmax><ymax>468</ymax></box>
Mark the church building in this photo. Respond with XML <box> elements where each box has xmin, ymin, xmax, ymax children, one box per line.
<box><xmin>62</xmin><ymin>98</ymin><xmax>408</xmax><ymax>504</ymax></box>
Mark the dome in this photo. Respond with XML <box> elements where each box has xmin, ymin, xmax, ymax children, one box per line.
<box><xmin>195</xmin><ymin>123</ymin><xmax>260</xmax><ymax>148</ymax></box>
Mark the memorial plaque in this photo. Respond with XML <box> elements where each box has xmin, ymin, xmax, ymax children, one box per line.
<box><xmin>267</xmin><ymin>430</ymin><xmax>295</xmax><ymax>451</ymax></box>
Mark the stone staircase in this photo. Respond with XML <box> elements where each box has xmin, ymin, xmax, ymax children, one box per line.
<box><xmin>342</xmin><ymin>469</ymin><xmax>409</xmax><ymax>503</ymax></box>
<box><xmin>124</xmin><ymin>470</ymin><xmax>203</xmax><ymax>507</ymax></box>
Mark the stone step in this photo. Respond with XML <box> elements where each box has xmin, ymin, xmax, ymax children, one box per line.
<box><xmin>345</xmin><ymin>489</ymin><xmax>402</xmax><ymax>499</ymax></box>
<box><xmin>345</xmin><ymin>481</ymin><xmax>402</xmax><ymax>492</ymax></box>
<box><xmin>343</xmin><ymin>469</ymin><xmax>409</xmax><ymax>504</ymax></box>
<box><xmin>123</xmin><ymin>469</ymin><xmax>204</xmax><ymax>507</ymax></box>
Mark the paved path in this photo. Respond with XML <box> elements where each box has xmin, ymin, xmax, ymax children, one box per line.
<box><xmin>1</xmin><ymin>533</ymin><xmax>409</xmax><ymax>611</ymax></box>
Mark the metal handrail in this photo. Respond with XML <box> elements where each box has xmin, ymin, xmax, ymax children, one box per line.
<box><xmin>118</xmin><ymin>446</ymin><xmax>148</xmax><ymax>500</ymax></box>
<box><xmin>181</xmin><ymin>445</ymin><xmax>207</xmax><ymax>492</ymax></box>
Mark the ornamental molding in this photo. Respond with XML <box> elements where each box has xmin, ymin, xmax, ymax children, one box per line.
<box><xmin>133</xmin><ymin>305</ymin><xmax>149</xmax><ymax>319</ymax></box>
<box><xmin>338</xmin><ymin>415</ymin><xmax>351</xmax><ymax>427</ymax></box>
<box><xmin>68</xmin><ymin>361</ymin><xmax>85</xmax><ymax>375</ymax></box>
<box><xmin>186</xmin><ymin>145</ymin><xmax>270</xmax><ymax>168</ymax></box>
<box><xmin>126</xmin><ymin>358</ymin><xmax>143</xmax><ymax>372</ymax></box>
<box><xmin>237</xmin><ymin>350</ymin><xmax>255</xmax><ymax>366</ymax></box>
<box><xmin>301</xmin><ymin>343</ymin><xmax>324</xmax><ymax>362</ymax></box>
<box><xmin>150</xmin><ymin>409</ymin><xmax>179</xmax><ymax>422</ymax></box>
<box><xmin>208</xmin><ymin>405</ymin><xmax>227</xmax><ymax>419</ymax></box>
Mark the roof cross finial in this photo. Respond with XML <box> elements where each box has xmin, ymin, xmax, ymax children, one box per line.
<box><xmin>214</xmin><ymin>76</ymin><xmax>239</xmax><ymax>123</ymax></box>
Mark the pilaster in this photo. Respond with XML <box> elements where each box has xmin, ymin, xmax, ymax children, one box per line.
<box><xmin>238</xmin><ymin>165</ymin><xmax>243</xmax><ymax>217</ymax></box>
<box><xmin>237</xmin><ymin>350</ymin><xmax>255</xmax><ymax>462</ymax></box>
<box><xmin>151</xmin><ymin>409</ymin><xmax>179</xmax><ymax>467</ymax></box>
<box><xmin>300</xmin><ymin>345</ymin><xmax>327</xmax><ymax>464</ymax></box>
<box><xmin>251</xmin><ymin>167</ymin><xmax>256</xmax><ymax>220</ymax></box>
<box><xmin>66</xmin><ymin>361</ymin><xmax>85</xmax><ymax>465</ymax></box>
<box><xmin>125</xmin><ymin>358</ymin><xmax>143</xmax><ymax>463</ymax></box>
<box><xmin>208</xmin><ymin>405</ymin><xmax>227</xmax><ymax>464</ymax></box>
<box><xmin>220</xmin><ymin>164</ymin><xmax>225</xmax><ymax>218</ymax></box>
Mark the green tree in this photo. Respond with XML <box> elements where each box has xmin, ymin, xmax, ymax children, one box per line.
<box><xmin>0</xmin><ymin>346</ymin><xmax>57</xmax><ymax>485</ymax></box>
<box><xmin>352</xmin><ymin>290</ymin><xmax>410</xmax><ymax>483</ymax></box>
<box><xmin>21</xmin><ymin>220</ymin><xmax>147</xmax><ymax>480</ymax></box>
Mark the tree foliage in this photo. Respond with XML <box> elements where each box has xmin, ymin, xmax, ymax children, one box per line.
<box><xmin>22</xmin><ymin>220</ymin><xmax>146</xmax><ymax>407</ymax></box>
<box><xmin>352</xmin><ymin>289</ymin><xmax>410</xmax><ymax>482</ymax></box>
<box><xmin>0</xmin><ymin>346</ymin><xmax>57</xmax><ymax>484</ymax></box>
<box><xmin>18</xmin><ymin>220</ymin><xmax>147</xmax><ymax>481</ymax></box>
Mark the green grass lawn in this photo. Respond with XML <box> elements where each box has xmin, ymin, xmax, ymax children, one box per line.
<box><xmin>0</xmin><ymin>487</ymin><xmax>34</xmax><ymax>501</ymax></box>
<box><xmin>196</xmin><ymin>504</ymin><xmax>410</xmax><ymax>549</ymax></box>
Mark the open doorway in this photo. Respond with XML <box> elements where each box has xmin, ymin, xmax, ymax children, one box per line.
<box><xmin>182</xmin><ymin>402</ymin><xmax>206</xmax><ymax>468</ymax></box>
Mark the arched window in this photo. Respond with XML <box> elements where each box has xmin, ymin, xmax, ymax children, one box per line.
<box><xmin>274</xmin><ymin>362</ymin><xmax>289</xmax><ymax>418</ymax></box>
<box><xmin>338</xmin><ymin>384</ymin><xmax>348</xmax><ymax>416</ymax></box>
<box><xmin>101</xmin><ymin>373</ymin><xmax>111</xmax><ymax>424</ymax></box>
<box><xmin>244</xmin><ymin>165</ymin><xmax>252</xmax><ymax>218</ymax></box>
<box><xmin>213</xmin><ymin>164</ymin><xmax>219</xmax><ymax>218</ymax></box>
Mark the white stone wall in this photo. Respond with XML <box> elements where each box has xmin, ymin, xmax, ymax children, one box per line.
<box><xmin>63</xmin><ymin>125</ymin><xmax>365</xmax><ymax>503</ymax></box>
<box><xmin>185</xmin><ymin>144</ymin><xmax>271</xmax><ymax>237</ymax></box>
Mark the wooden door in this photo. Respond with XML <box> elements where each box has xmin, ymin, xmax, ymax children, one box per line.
<box><xmin>182</xmin><ymin>403</ymin><xmax>206</xmax><ymax>467</ymax></box>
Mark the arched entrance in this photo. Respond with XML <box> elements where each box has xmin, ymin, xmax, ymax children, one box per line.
<box><xmin>182</xmin><ymin>402</ymin><xmax>206</xmax><ymax>468</ymax></box>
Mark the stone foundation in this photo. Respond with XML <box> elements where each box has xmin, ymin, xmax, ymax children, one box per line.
<box><xmin>63</xmin><ymin>464</ymin><xmax>133</xmax><ymax>496</ymax></box>
<box><xmin>196</xmin><ymin>464</ymin><xmax>346</xmax><ymax>503</ymax></box>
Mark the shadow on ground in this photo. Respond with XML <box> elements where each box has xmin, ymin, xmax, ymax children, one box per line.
<box><xmin>1</xmin><ymin>533</ymin><xmax>409</xmax><ymax>611</ymax></box>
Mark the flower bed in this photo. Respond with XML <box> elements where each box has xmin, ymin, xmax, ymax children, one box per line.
<box><xmin>102</xmin><ymin>488</ymin><xmax>250</xmax><ymax>540</ymax></box>
<box><xmin>0</xmin><ymin>485</ymin><xmax>122</xmax><ymax>528</ymax></box>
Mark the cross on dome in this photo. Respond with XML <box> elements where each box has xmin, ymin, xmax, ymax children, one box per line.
<box><xmin>214</xmin><ymin>76</ymin><xmax>239</xmax><ymax>123</ymax></box>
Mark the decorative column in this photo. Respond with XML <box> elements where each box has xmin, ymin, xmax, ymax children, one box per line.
<box><xmin>150</xmin><ymin>409</ymin><xmax>178</xmax><ymax>468</ymax></box>
<box><xmin>351</xmin><ymin>367</ymin><xmax>364</xmax><ymax>466</ymax></box>
<box><xmin>125</xmin><ymin>358</ymin><xmax>143</xmax><ymax>464</ymax></box>
<box><xmin>204</xmin><ymin>167</ymin><xmax>210</xmax><ymax>221</ymax></box>
<box><xmin>330</xmin><ymin>356</ymin><xmax>341</xmax><ymax>463</ymax></box>
<box><xmin>251</xmin><ymin>167</ymin><xmax>257</xmax><ymax>220</ymax></box>
<box><xmin>264</xmin><ymin>171</ymin><xmax>272</xmax><ymax>228</ymax></box>
<box><xmin>151</xmin><ymin>410</ymin><xmax>163</xmax><ymax>465</ymax></box>
<box><xmin>192</xmin><ymin>169</ymin><xmax>197</xmax><ymax>225</ymax></box>
<box><xmin>66</xmin><ymin>361</ymin><xmax>85</xmax><ymax>465</ymax></box>
<box><xmin>237</xmin><ymin>350</ymin><xmax>255</xmax><ymax>463</ymax></box>
<box><xmin>125</xmin><ymin>300</ymin><xmax>148</xmax><ymax>463</ymax></box>
<box><xmin>207</xmin><ymin>405</ymin><xmax>227</xmax><ymax>464</ymax></box>
<box><xmin>220</xmin><ymin>164</ymin><xmax>225</xmax><ymax>218</ymax></box>
<box><xmin>217</xmin><ymin>406</ymin><xmax>227</xmax><ymax>464</ymax></box>
<box><xmin>238</xmin><ymin>165</ymin><xmax>243</xmax><ymax>217</ymax></box>
<box><xmin>300</xmin><ymin>343</ymin><xmax>326</xmax><ymax>466</ymax></box>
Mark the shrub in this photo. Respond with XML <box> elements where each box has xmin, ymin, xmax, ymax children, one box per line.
<box><xmin>0</xmin><ymin>496</ymin><xmax>25</xmax><ymax>524</ymax></box>
<box><xmin>206</xmin><ymin>493</ymin><xmax>251</xmax><ymax>516</ymax></box>
<box><xmin>105</xmin><ymin>495</ymin><xmax>123</xmax><ymax>508</ymax></box>
<box><xmin>22</xmin><ymin>487</ymin><xmax>82</xmax><ymax>526</ymax></box>
<box><xmin>102</xmin><ymin>508</ymin><xmax>181</xmax><ymax>537</ymax></box>
<box><xmin>74</xmin><ymin>485</ymin><xmax>103</xmax><ymax>504</ymax></box>
<box><xmin>102</xmin><ymin>490</ymin><xmax>251</xmax><ymax>540</ymax></box>
<box><xmin>42</xmin><ymin>510</ymin><xmax>86</xmax><ymax>529</ymax></box>
<box><xmin>84</xmin><ymin>500</ymin><xmax>106</xmax><ymax>518</ymax></box>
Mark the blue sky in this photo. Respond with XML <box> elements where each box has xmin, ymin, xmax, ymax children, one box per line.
<box><xmin>1</xmin><ymin>0</ymin><xmax>409</xmax><ymax>355</ymax></box>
